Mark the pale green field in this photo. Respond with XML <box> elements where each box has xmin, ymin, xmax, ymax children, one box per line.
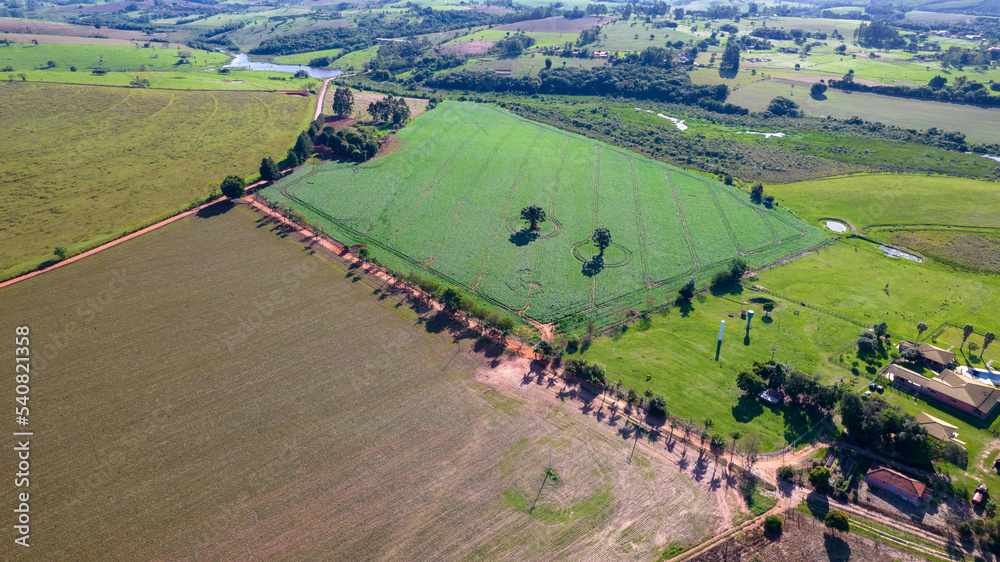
<box><xmin>458</xmin><ymin>54</ymin><xmax>607</xmax><ymax>78</ymax></box>
<box><xmin>180</xmin><ymin>7</ymin><xmax>312</xmax><ymax>27</ymax></box>
<box><xmin>722</xmin><ymin>76</ymin><xmax>1000</xmax><ymax>143</ymax></box>
<box><xmin>594</xmin><ymin>18</ymin><xmax>702</xmax><ymax>53</ymax></box>
<box><xmin>2</xmin><ymin>68</ymin><xmax>322</xmax><ymax>90</ymax></box>
<box><xmin>331</xmin><ymin>45</ymin><xmax>379</xmax><ymax>72</ymax></box>
<box><xmin>766</xmin><ymin>174</ymin><xmax>1000</xmax><ymax>231</ymax></box>
<box><xmin>0</xmin><ymin>42</ymin><xmax>229</xmax><ymax>72</ymax></box>
<box><xmin>439</xmin><ymin>28</ymin><xmax>580</xmax><ymax>49</ymax></box>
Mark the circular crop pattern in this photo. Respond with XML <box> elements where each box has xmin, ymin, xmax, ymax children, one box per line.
<box><xmin>571</xmin><ymin>240</ymin><xmax>633</xmax><ymax>268</ymax></box>
<box><xmin>505</xmin><ymin>215</ymin><xmax>563</xmax><ymax>241</ymax></box>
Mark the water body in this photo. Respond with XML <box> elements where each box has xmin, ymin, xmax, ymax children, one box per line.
<box><xmin>223</xmin><ymin>53</ymin><xmax>344</xmax><ymax>79</ymax></box>
<box><xmin>879</xmin><ymin>245</ymin><xmax>923</xmax><ymax>262</ymax></box>
<box><xmin>634</xmin><ymin>108</ymin><xmax>688</xmax><ymax>131</ymax></box>
<box><xmin>825</xmin><ymin>221</ymin><xmax>848</xmax><ymax>233</ymax></box>
<box><xmin>736</xmin><ymin>131</ymin><xmax>786</xmax><ymax>138</ymax></box>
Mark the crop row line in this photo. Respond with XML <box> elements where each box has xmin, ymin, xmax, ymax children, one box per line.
<box><xmin>628</xmin><ymin>157</ymin><xmax>652</xmax><ymax>288</ymax></box>
<box><xmin>521</xmin><ymin>137</ymin><xmax>572</xmax><ymax>315</ymax></box>
<box><xmin>667</xmin><ymin>172</ymin><xmax>700</xmax><ymax>273</ymax></box>
<box><xmin>696</xmin><ymin>175</ymin><xmax>745</xmax><ymax>256</ymax></box>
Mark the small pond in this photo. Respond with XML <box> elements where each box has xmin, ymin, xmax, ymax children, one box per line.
<box><xmin>825</xmin><ymin>221</ymin><xmax>848</xmax><ymax>233</ymax></box>
<box><xmin>223</xmin><ymin>54</ymin><xmax>344</xmax><ymax>79</ymax></box>
<box><xmin>878</xmin><ymin>245</ymin><xmax>923</xmax><ymax>262</ymax></box>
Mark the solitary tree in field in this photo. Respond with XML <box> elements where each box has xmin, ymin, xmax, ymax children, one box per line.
<box><xmin>824</xmin><ymin>510</ymin><xmax>850</xmax><ymax>536</ymax></box>
<box><xmin>53</xmin><ymin>246</ymin><xmax>67</xmax><ymax>260</ymax></box>
<box><xmin>917</xmin><ymin>321</ymin><xmax>928</xmax><ymax>338</ymax></box>
<box><xmin>520</xmin><ymin>205</ymin><xmax>546</xmax><ymax>231</ymax></box>
<box><xmin>220</xmin><ymin>175</ymin><xmax>246</xmax><ymax>199</ymax></box>
<box><xmin>962</xmin><ymin>324</ymin><xmax>975</xmax><ymax>351</ymax></box>
<box><xmin>983</xmin><ymin>331</ymin><xmax>996</xmax><ymax>359</ymax></box>
<box><xmin>810</xmin><ymin>82</ymin><xmax>827</xmax><ymax>98</ymax></box>
<box><xmin>259</xmin><ymin>156</ymin><xmax>280</xmax><ymax>182</ymax></box>
<box><xmin>720</xmin><ymin>40</ymin><xmax>740</xmax><ymax>71</ymax></box>
<box><xmin>331</xmin><ymin>86</ymin><xmax>354</xmax><ymax>117</ymax></box>
<box><xmin>763</xmin><ymin>302</ymin><xmax>775</xmax><ymax>316</ymax></box>
<box><xmin>592</xmin><ymin>227</ymin><xmax>612</xmax><ymax>255</ymax></box>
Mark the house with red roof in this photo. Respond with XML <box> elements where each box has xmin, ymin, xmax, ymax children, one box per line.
<box><xmin>865</xmin><ymin>465</ymin><xmax>930</xmax><ymax>506</ymax></box>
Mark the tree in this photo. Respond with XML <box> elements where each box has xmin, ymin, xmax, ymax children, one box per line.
<box><xmin>962</xmin><ymin>324</ymin><xmax>975</xmax><ymax>351</ymax></box>
<box><xmin>764</xmin><ymin>514</ymin><xmax>783</xmax><ymax>534</ymax></box>
<box><xmin>984</xmin><ymin>331</ymin><xmax>996</xmax><ymax>359</ymax></box>
<box><xmin>736</xmin><ymin>370</ymin><xmax>766</xmax><ymax>395</ymax></box>
<box><xmin>917</xmin><ymin>321</ymin><xmax>928</xmax><ymax>337</ymax></box>
<box><xmin>592</xmin><ymin>227</ymin><xmax>612</xmax><ymax>255</ymax></box>
<box><xmin>809</xmin><ymin>466</ymin><xmax>832</xmax><ymax>490</ymax></box>
<box><xmin>750</xmin><ymin>183</ymin><xmax>764</xmax><ymax>204</ymax></box>
<box><xmin>259</xmin><ymin>156</ymin><xmax>280</xmax><ymax>182</ymax></box>
<box><xmin>294</xmin><ymin>131</ymin><xmax>313</xmax><ymax>160</ymax></box>
<box><xmin>678</xmin><ymin>277</ymin><xmax>696</xmax><ymax>300</ymax></box>
<box><xmin>762</xmin><ymin>302</ymin><xmax>775</xmax><ymax>316</ymax></box>
<box><xmin>520</xmin><ymin>205</ymin><xmax>546</xmax><ymax>231</ymax></box>
<box><xmin>928</xmin><ymin>75</ymin><xmax>947</xmax><ymax>89</ymax></box>
<box><xmin>741</xmin><ymin>432</ymin><xmax>762</xmax><ymax>466</ymax></box>
<box><xmin>810</xmin><ymin>82</ymin><xmax>827</xmax><ymax>97</ymax></box>
<box><xmin>765</xmin><ymin>96</ymin><xmax>800</xmax><ymax>117</ymax></box>
<box><xmin>720</xmin><ymin>40</ymin><xmax>740</xmax><ymax>71</ymax></box>
<box><xmin>729</xmin><ymin>430</ymin><xmax>741</xmax><ymax>463</ymax></box>
<box><xmin>824</xmin><ymin>510</ymin><xmax>850</xmax><ymax>535</ymax></box>
<box><xmin>220</xmin><ymin>175</ymin><xmax>246</xmax><ymax>199</ymax></box>
<box><xmin>874</xmin><ymin>321</ymin><xmax>889</xmax><ymax>338</ymax></box>
<box><xmin>440</xmin><ymin>286</ymin><xmax>462</xmax><ymax>310</ymax></box>
<box><xmin>331</xmin><ymin>86</ymin><xmax>354</xmax><ymax>116</ymax></box>
<box><xmin>53</xmin><ymin>246</ymin><xmax>67</xmax><ymax>260</ymax></box>
<box><xmin>902</xmin><ymin>346</ymin><xmax>923</xmax><ymax>363</ymax></box>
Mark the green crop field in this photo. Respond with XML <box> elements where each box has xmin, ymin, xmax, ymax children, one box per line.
<box><xmin>261</xmin><ymin>101</ymin><xmax>828</xmax><ymax>326</ymax></box>
<box><xmin>0</xmin><ymin>204</ymin><xmax>721</xmax><ymax>559</ymax></box>
<box><xmin>766</xmin><ymin>174</ymin><xmax>1000</xmax><ymax>231</ymax></box>
<box><xmin>272</xmin><ymin>47</ymin><xmax>343</xmax><ymax>65</ymax></box>
<box><xmin>0</xmin><ymin>81</ymin><xmax>312</xmax><ymax>280</ymax></box>
<box><xmin>578</xmin><ymin>292</ymin><xmax>860</xmax><ymax>450</ymax></box>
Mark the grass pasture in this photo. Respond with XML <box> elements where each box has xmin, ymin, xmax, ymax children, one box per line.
<box><xmin>262</xmin><ymin>101</ymin><xmax>828</xmax><ymax>326</ymax></box>
<box><xmin>578</xmin><ymin>292</ymin><xmax>859</xmax><ymax>450</ymax></box>
<box><xmin>766</xmin><ymin>174</ymin><xmax>1000</xmax><ymax>231</ymax></box>
<box><xmin>874</xmin><ymin>226</ymin><xmax>1000</xmax><ymax>274</ymax></box>
<box><xmin>0</xmin><ymin>41</ymin><xmax>229</xmax><ymax>73</ymax></box>
<box><xmin>0</xmin><ymin>204</ymin><xmax>721</xmax><ymax>559</ymax></box>
<box><xmin>0</xmin><ymin>81</ymin><xmax>312</xmax><ymax>280</ymax></box>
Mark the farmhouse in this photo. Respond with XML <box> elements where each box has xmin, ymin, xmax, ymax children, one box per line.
<box><xmin>758</xmin><ymin>388</ymin><xmax>784</xmax><ymax>405</ymax></box>
<box><xmin>899</xmin><ymin>341</ymin><xmax>956</xmax><ymax>370</ymax></box>
<box><xmin>865</xmin><ymin>465</ymin><xmax>929</xmax><ymax>506</ymax></box>
<box><xmin>888</xmin><ymin>364</ymin><xmax>1000</xmax><ymax>420</ymax></box>
<box><xmin>916</xmin><ymin>412</ymin><xmax>965</xmax><ymax>446</ymax></box>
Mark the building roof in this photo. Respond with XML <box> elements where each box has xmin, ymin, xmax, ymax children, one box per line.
<box><xmin>916</xmin><ymin>412</ymin><xmax>961</xmax><ymax>443</ymax></box>
<box><xmin>866</xmin><ymin>465</ymin><xmax>927</xmax><ymax>499</ymax></box>
<box><xmin>888</xmin><ymin>364</ymin><xmax>1000</xmax><ymax>417</ymax></box>
<box><xmin>918</xmin><ymin>342</ymin><xmax>956</xmax><ymax>366</ymax></box>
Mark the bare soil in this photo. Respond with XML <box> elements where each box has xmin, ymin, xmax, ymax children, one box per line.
<box><xmin>494</xmin><ymin>15</ymin><xmax>615</xmax><ymax>33</ymax></box>
<box><xmin>436</xmin><ymin>40</ymin><xmax>494</xmax><ymax>55</ymax></box>
<box><xmin>323</xmin><ymin>88</ymin><xmax>429</xmax><ymax>121</ymax></box>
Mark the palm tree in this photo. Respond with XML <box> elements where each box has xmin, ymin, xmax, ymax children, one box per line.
<box><xmin>917</xmin><ymin>321</ymin><xmax>928</xmax><ymax>338</ymax></box>
<box><xmin>519</xmin><ymin>205</ymin><xmax>546</xmax><ymax>231</ymax></box>
<box><xmin>962</xmin><ymin>324</ymin><xmax>975</xmax><ymax>352</ymax></box>
<box><xmin>729</xmin><ymin>430</ymin><xmax>742</xmax><ymax>463</ymax></box>
<box><xmin>703</xmin><ymin>417</ymin><xmax>714</xmax><ymax>431</ymax></box>
<box><xmin>669</xmin><ymin>419</ymin><xmax>679</xmax><ymax>440</ymax></box>
<box><xmin>983</xmin><ymin>331</ymin><xmax>996</xmax><ymax>360</ymax></box>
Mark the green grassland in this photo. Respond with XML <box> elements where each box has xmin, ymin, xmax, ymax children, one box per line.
<box><xmin>578</xmin><ymin>293</ymin><xmax>859</xmax><ymax>450</ymax></box>
<box><xmin>0</xmin><ymin>42</ymin><xmax>229</xmax><ymax>72</ymax></box>
<box><xmin>439</xmin><ymin>28</ymin><xmax>580</xmax><ymax>49</ymax></box>
<box><xmin>457</xmin><ymin>53</ymin><xmax>607</xmax><ymax>78</ymax></box>
<box><xmin>873</xmin><ymin>226</ymin><xmax>1000</xmax><ymax>274</ymax></box>
<box><xmin>932</xmin><ymin>325</ymin><xmax>1000</xmax><ymax>365</ymax></box>
<box><xmin>0</xmin><ymin>204</ymin><xmax>720</xmax><ymax>559</ymax></box>
<box><xmin>0</xmin><ymin>81</ymin><xmax>312</xmax><ymax>280</ymax></box>
<box><xmin>329</xmin><ymin>44</ymin><xmax>379</xmax><ymax>72</ymax></box>
<box><xmin>755</xmin><ymin>238</ymin><xmax>1000</xmax><ymax>346</ymax></box>
<box><xmin>261</xmin><ymin>101</ymin><xmax>828</xmax><ymax>326</ymax></box>
<box><xmin>720</xmin><ymin>77</ymin><xmax>1000</xmax><ymax>144</ymax></box>
<box><xmin>0</xmin><ymin>42</ymin><xmax>324</xmax><ymax>90</ymax></box>
<box><xmin>765</xmin><ymin>174</ymin><xmax>1000</xmax><ymax>231</ymax></box>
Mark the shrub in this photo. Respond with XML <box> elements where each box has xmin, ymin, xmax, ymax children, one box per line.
<box><xmin>809</xmin><ymin>466</ymin><xmax>832</xmax><ymax>491</ymax></box>
<box><xmin>764</xmin><ymin>514</ymin><xmax>783</xmax><ymax>534</ymax></box>
<box><xmin>777</xmin><ymin>465</ymin><xmax>796</xmax><ymax>481</ymax></box>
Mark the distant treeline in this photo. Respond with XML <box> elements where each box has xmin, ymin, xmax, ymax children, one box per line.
<box><xmin>250</xmin><ymin>6</ymin><xmax>559</xmax><ymax>56</ymax></box>
<box><xmin>829</xmin><ymin>77</ymin><xmax>1000</xmax><ymax>108</ymax></box>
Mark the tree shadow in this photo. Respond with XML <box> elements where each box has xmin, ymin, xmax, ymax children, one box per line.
<box><xmin>710</xmin><ymin>282</ymin><xmax>744</xmax><ymax>297</ymax></box>
<box><xmin>423</xmin><ymin>311</ymin><xmax>461</xmax><ymax>334</ymax></box>
<box><xmin>811</xmin><ymin>93</ymin><xmax>829</xmax><ymax>101</ymax></box>
<box><xmin>717</xmin><ymin>68</ymin><xmax>738</xmax><ymax>79</ymax></box>
<box><xmin>823</xmin><ymin>533</ymin><xmax>851</xmax><ymax>561</ymax></box>
<box><xmin>675</xmin><ymin>298</ymin><xmax>694</xmax><ymax>317</ymax></box>
<box><xmin>762</xmin><ymin>315</ymin><xmax>774</xmax><ymax>324</ymax></box>
<box><xmin>509</xmin><ymin>228</ymin><xmax>538</xmax><ymax>246</ymax></box>
<box><xmin>196</xmin><ymin>200</ymin><xmax>233</xmax><ymax>218</ymax></box>
<box><xmin>582</xmin><ymin>255</ymin><xmax>604</xmax><ymax>277</ymax></box>
<box><xmin>733</xmin><ymin>394</ymin><xmax>764</xmax><ymax>422</ymax></box>
<box><xmin>473</xmin><ymin>336</ymin><xmax>504</xmax><ymax>359</ymax></box>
